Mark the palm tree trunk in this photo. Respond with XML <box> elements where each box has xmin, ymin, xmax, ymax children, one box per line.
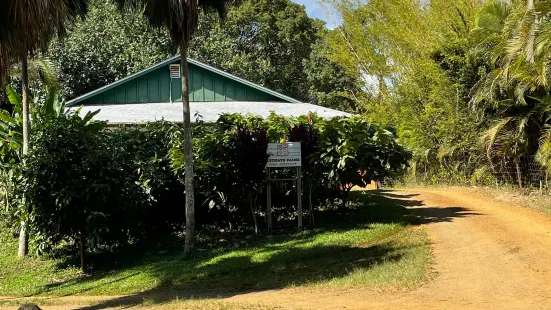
<box><xmin>181</xmin><ymin>41</ymin><xmax>195</xmax><ymax>257</ymax></box>
<box><xmin>22</xmin><ymin>56</ymin><xmax>30</xmax><ymax>156</ymax></box>
<box><xmin>18</xmin><ymin>55</ymin><xmax>30</xmax><ymax>259</ymax></box>
<box><xmin>17</xmin><ymin>221</ymin><xmax>28</xmax><ymax>258</ymax></box>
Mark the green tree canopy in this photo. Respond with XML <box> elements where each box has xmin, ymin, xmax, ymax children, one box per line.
<box><xmin>189</xmin><ymin>0</ymin><xmax>324</xmax><ymax>101</ymax></box>
<box><xmin>49</xmin><ymin>0</ymin><xmax>176</xmax><ymax>99</ymax></box>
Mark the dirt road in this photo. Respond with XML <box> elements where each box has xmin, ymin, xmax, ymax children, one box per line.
<box><xmin>230</xmin><ymin>188</ymin><xmax>551</xmax><ymax>309</ymax></box>
<box><xmin>4</xmin><ymin>188</ymin><xmax>551</xmax><ymax>309</ymax></box>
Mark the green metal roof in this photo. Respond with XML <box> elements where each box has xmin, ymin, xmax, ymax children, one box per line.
<box><xmin>66</xmin><ymin>56</ymin><xmax>301</xmax><ymax>106</ymax></box>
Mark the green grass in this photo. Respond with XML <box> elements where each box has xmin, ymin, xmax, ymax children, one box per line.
<box><xmin>0</xmin><ymin>191</ymin><xmax>431</xmax><ymax>303</ymax></box>
<box><xmin>0</xmin><ymin>297</ymin><xmax>278</xmax><ymax>310</ymax></box>
<box><xmin>0</xmin><ymin>294</ymin><xmax>278</xmax><ymax>309</ymax></box>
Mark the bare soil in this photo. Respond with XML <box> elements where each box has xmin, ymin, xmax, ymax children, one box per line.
<box><xmin>4</xmin><ymin>188</ymin><xmax>551</xmax><ymax>309</ymax></box>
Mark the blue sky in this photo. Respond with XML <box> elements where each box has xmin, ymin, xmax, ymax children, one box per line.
<box><xmin>291</xmin><ymin>0</ymin><xmax>341</xmax><ymax>28</ymax></box>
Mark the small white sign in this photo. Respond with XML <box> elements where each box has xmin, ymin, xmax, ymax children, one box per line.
<box><xmin>266</xmin><ymin>143</ymin><xmax>301</xmax><ymax>168</ymax></box>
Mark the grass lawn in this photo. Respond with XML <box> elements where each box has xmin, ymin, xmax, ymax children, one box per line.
<box><xmin>0</xmin><ymin>297</ymin><xmax>280</xmax><ymax>310</ymax></box>
<box><xmin>0</xmin><ymin>190</ymin><xmax>431</xmax><ymax>304</ymax></box>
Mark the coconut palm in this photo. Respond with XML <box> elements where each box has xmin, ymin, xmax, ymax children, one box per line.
<box><xmin>471</xmin><ymin>0</ymin><xmax>551</xmax><ymax>107</ymax></box>
<box><xmin>0</xmin><ymin>0</ymin><xmax>90</xmax><ymax>258</ymax></box>
<box><xmin>481</xmin><ymin>111</ymin><xmax>539</xmax><ymax>189</ymax></box>
<box><xmin>469</xmin><ymin>1</ymin><xmax>551</xmax><ymax>187</ymax></box>
<box><xmin>115</xmin><ymin>0</ymin><xmax>229</xmax><ymax>257</ymax></box>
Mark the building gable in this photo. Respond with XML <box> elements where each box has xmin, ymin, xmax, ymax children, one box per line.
<box><xmin>67</xmin><ymin>56</ymin><xmax>301</xmax><ymax>106</ymax></box>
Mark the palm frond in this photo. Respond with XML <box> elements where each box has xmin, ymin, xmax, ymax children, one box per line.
<box><xmin>473</xmin><ymin>1</ymin><xmax>513</xmax><ymax>36</ymax></box>
<box><xmin>536</xmin><ymin>124</ymin><xmax>551</xmax><ymax>169</ymax></box>
<box><xmin>481</xmin><ymin>116</ymin><xmax>513</xmax><ymax>158</ymax></box>
<box><xmin>115</xmin><ymin>0</ymin><xmax>228</xmax><ymax>43</ymax></box>
<box><xmin>10</xmin><ymin>56</ymin><xmax>60</xmax><ymax>88</ymax></box>
<box><xmin>437</xmin><ymin>144</ymin><xmax>458</xmax><ymax>162</ymax></box>
<box><xmin>0</xmin><ymin>0</ymin><xmax>90</xmax><ymax>85</ymax></box>
<box><xmin>471</xmin><ymin>1</ymin><xmax>551</xmax><ymax>105</ymax></box>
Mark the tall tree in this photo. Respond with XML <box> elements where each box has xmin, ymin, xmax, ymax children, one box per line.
<box><xmin>304</xmin><ymin>40</ymin><xmax>366</xmax><ymax>112</ymax></box>
<box><xmin>320</xmin><ymin>0</ymin><xmax>491</xmax><ymax>181</ymax></box>
<box><xmin>0</xmin><ymin>0</ymin><xmax>90</xmax><ymax>258</ymax></box>
<box><xmin>189</xmin><ymin>0</ymin><xmax>322</xmax><ymax>101</ymax></box>
<box><xmin>115</xmin><ymin>0</ymin><xmax>229</xmax><ymax>257</ymax></box>
<box><xmin>50</xmin><ymin>0</ymin><xmax>176</xmax><ymax>99</ymax></box>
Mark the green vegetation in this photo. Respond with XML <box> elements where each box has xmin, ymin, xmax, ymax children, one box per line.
<box><xmin>40</xmin><ymin>0</ymin><xmax>365</xmax><ymax>110</ymax></box>
<box><xmin>320</xmin><ymin>0</ymin><xmax>551</xmax><ymax>188</ymax></box>
<box><xmin>0</xmin><ymin>191</ymin><xmax>429</xmax><ymax>298</ymax></box>
<box><xmin>49</xmin><ymin>0</ymin><xmax>175</xmax><ymax>99</ymax></box>
<box><xmin>6</xmin><ymin>0</ymin><xmax>551</xmax><ymax>192</ymax></box>
<box><xmin>0</xmin><ymin>298</ymin><xmax>275</xmax><ymax>310</ymax></box>
<box><xmin>4</xmin><ymin>110</ymin><xmax>408</xmax><ymax>273</ymax></box>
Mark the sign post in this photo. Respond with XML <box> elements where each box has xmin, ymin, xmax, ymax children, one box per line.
<box><xmin>266</xmin><ymin>143</ymin><xmax>302</xmax><ymax>233</ymax></box>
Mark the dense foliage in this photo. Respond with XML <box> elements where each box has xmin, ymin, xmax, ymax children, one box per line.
<box><xmin>0</xmin><ymin>87</ymin><xmax>68</xmax><ymax>238</ymax></box>
<box><xmin>22</xmin><ymin>112</ymin><xmax>141</xmax><ymax>271</ymax></box>
<box><xmin>49</xmin><ymin>0</ymin><xmax>175</xmax><ymax>99</ymax></box>
<box><xmin>8</xmin><ymin>111</ymin><xmax>409</xmax><ymax>270</ymax></box>
<box><xmin>189</xmin><ymin>0</ymin><xmax>321</xmax><ymax>101</ymax></box>
<box><xmin>319</xmin><ymin>0</ymin><xmax>551</xmax><ymax>188</ymax></box>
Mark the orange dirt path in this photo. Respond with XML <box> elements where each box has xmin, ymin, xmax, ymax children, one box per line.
<box><xmin>3</xmin><ymin>188</ymin><xmax>551</xmax><ymax>309</ymax></box>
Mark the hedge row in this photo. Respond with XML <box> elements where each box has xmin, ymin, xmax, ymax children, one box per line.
<box><xmin>11</xmin><ymin>111</ymin><xmax>410</xmax><ymax>263</ymax></box>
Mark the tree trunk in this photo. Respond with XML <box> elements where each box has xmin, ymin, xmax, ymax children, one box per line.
<box><xmin>309</xmin><ymin>182</ymin><xmax>314</xmax><ymax>225</ymax></box>
<box><xmin>181</xmin><ymin>42</ymin><xmax>195</xmax><ymax>258</ymax></box>
<box><xmin>79</xmin><ymin>231</ymin><xmax>87</xmax><ymax>273</ymax></box>
<box><xmin>515</xmin><ymin>160</ymin><xmax>523</xmax><ymax>189</ymax></box>
<box><xmin>377</xmin><ymin>74</ymin><xmax>388</xmax><ymax>99</ymax></box>
<box><xmin>22</xmin><ymin>56</ymin><xmax>30</xmax><ymax>156</ymax></box>
<box><xmin>18</xmin><ymin>56</ymin><xmax>30</xmax><ymax>259</ymax></box>
<box><xmin>18</xmin><ymin>221</ymin><xmax>28</xmax><ymax>258</ymax></box>
<box><xmin>249</xmin><ymin>192</ymin><xmax>258</xmax><ymax>234</ymax></box>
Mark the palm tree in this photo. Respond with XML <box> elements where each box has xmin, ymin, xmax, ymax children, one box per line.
<box><xmin>115</xmin><ymin>0</ymin><xmax>229</xmax><ymax>257</ymax></box>
<box><xmin>470</xmin><ymin>0</ymin><xmax>551</xmax><ymax>107</ymax></box>
<box><xmin>481</xmin><ymin>112</ymin><xmax>540</xmax><ymax>189</ymax></box>
<box><xmin>471</xmin><ymin>1</ymin><xmax>551</xmax><ymax>186</ymax></box>
<box><xmin>0</xmin><ymin>0</ymin><xmax>90</xmax><ymax>258</ymax></box>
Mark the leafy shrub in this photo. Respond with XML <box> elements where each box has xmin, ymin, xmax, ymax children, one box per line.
<box><xmin>22</xmin><ymin>112</ymin><xmax>149</xmax><ymax>271</ymax></box>
<box><xmin>15</xmin><ymin>111</ymin><xmax>410</xmax><ymax>271</ymax></box>
<box><xmin>313</xmin><ymin>116</ymin><xmax>411</xmax><ymax>207</ymax></box>
<box><xmin>112</xmin><ymin>122</ymin><xmax>186</xmax><ymax>238</ymax></box>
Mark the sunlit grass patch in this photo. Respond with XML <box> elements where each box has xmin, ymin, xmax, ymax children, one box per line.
<box><xmin>0</xmin><ymin>191</ymin><xmax>431</xmax><ymax>301</ymax></box>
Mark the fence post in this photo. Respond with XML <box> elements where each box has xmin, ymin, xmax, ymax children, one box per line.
<box><xmin>297</xmin><ymin>167</ymin><xmax>303</xmax><ymax>231</ymax></box>
<box><xmin>266</xmin><ymin>168</ymin><xmax>272</xmax><ymax>235</ymax></box>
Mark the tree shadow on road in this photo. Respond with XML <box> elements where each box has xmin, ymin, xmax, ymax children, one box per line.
<box><xmin>410</xmin><ymin>206</ymin><xmax>482</xmax><ymax>224</ymax></box>
<box><xmin>374</xmin><ymin>190</ymin><xmax>482</xmax><ymax>224</ymax></box>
